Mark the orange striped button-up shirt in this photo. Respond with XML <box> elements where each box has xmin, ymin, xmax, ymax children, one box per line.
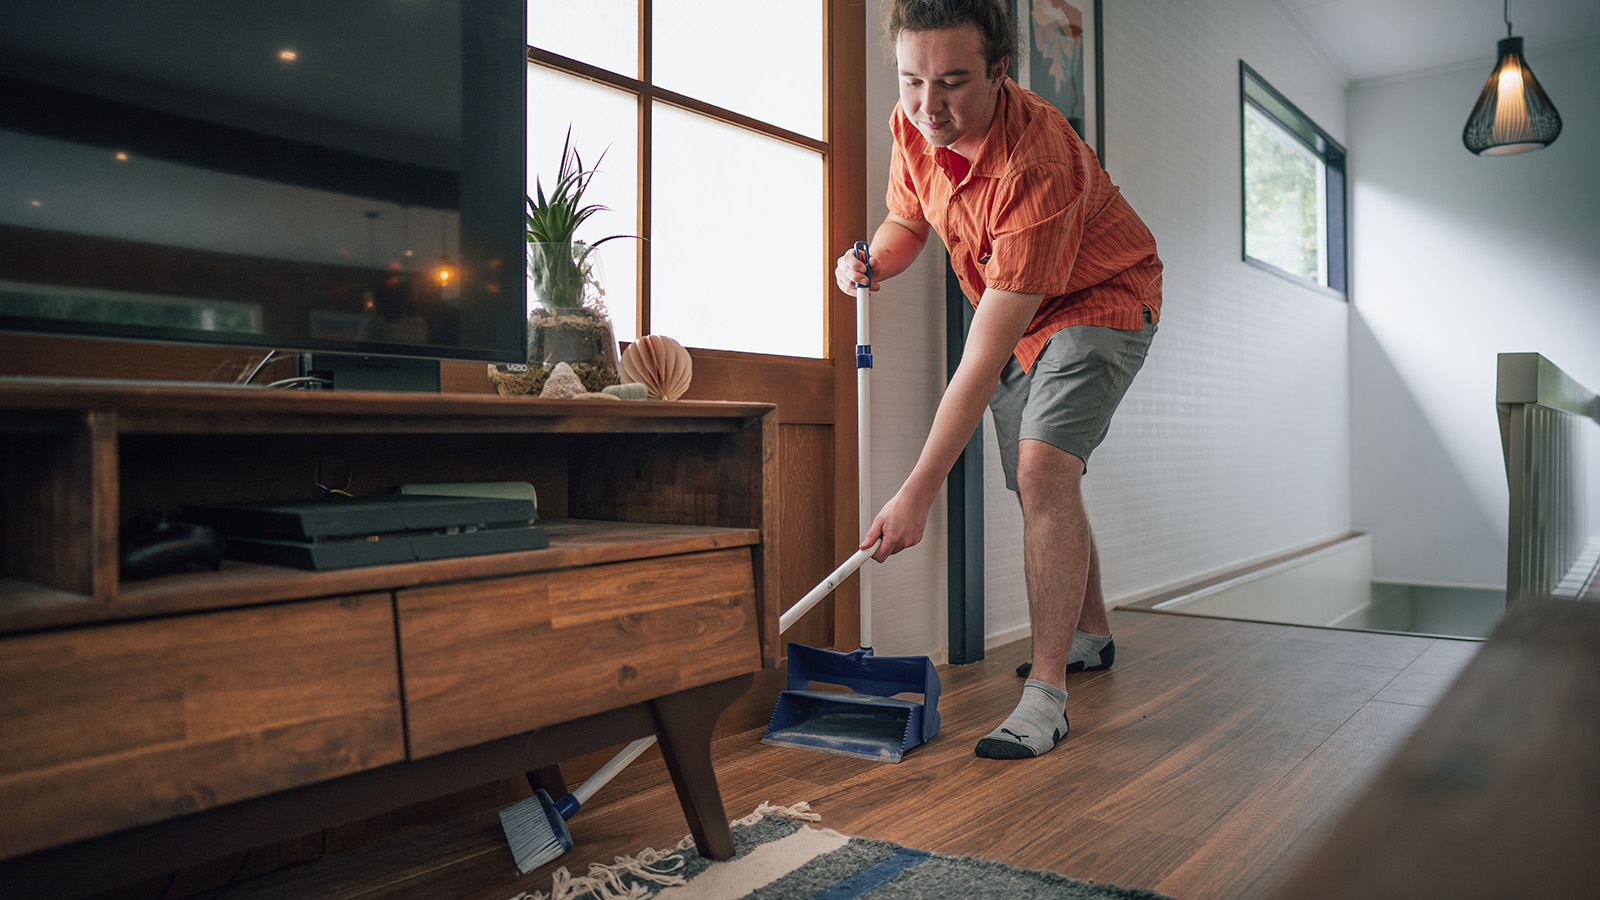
<box><xmin>887</xmin><ymin>78</ymin><xmax>1163</xmax><ymax>372</ymax></box>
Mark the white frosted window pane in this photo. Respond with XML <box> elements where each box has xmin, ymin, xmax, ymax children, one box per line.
<box><xmin>527</xmin><ymin>0</ymin><xmax>637</xmax><ymax>78</ymax></box>
<box><xmin>527</xmin><ymin>66</ymin><xmax>639</xmax><ymax>340</ymax></box>
<box><xmin>651</xmin><ymin>105</ymin><xmax>822</xmax><ymax>357</ymax></box>
<box><xmin>654</xmin><ymin>0</ymin><xmax>823</xmax><ymax>140</ymax></box>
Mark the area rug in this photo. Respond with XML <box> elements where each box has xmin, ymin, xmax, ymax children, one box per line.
<box><xmin>510</xmin><ymin>802</ymin><xmax>1176</xmax><ymax>900</ymax></box>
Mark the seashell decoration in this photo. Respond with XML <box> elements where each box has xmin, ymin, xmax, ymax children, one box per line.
<box><xmin>539</xmin><ymin>361</ymin><xmax>587</xmax><ymax>399</ymax></box>
<box><xmin>620</xmin><ymin>335</ymin><xmax>692</xmax><ymax>401</ymax></box>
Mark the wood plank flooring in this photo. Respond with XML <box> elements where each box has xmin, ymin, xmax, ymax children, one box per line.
<box><xmin>1267</xmin><ymin>595</ymin><xmax>1600</xmax><ymax>900</ymax></box>
<box><xmin>214</xmin><ymin>608</ymin><xmax>1480</xmax><ymax>900</ymax></box>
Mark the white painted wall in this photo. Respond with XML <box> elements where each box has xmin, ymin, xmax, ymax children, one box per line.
<box><xmin>861</xmin><ymin>0</ymin><xmax>1355</xmax><ymax>659</ymax></box>
<box><xmin>1348</xmin><ymin>37</ymin><xmax>1600</xmax><ymax>590</ymax></box>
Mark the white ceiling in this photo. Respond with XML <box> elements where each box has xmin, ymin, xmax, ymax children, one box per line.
<box><xmin>1277</xmin><ymin>0</ymin><xmax>1600</xmax><ymax>84</ymax></box>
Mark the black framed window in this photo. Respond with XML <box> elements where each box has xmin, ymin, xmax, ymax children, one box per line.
<box><xmin>1240</xmin><ymin>62</ymin><xmax>1347</xmax><ymax>298</ymax></box>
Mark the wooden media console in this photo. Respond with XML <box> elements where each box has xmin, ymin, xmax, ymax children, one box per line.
<box><xmin>0</xmin><ymin>381</ymin><xmax>778</xmax><ymax>898</ymax></box>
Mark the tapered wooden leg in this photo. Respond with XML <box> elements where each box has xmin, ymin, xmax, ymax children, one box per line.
<box><xmin>649</xmin><ymin>674</ymin><xmax>753</xmax><ymax>860</ymax></box>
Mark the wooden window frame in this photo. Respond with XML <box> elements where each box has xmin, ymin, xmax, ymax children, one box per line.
<box><xmin>529</xmin><ymin>2</ymin><xmax>867</xmax><ymax>649</ymax></box>
<box><xmin>526</xmin><ymin>4</ymin><xmax>856</xmax><ymax>349</ymax></box>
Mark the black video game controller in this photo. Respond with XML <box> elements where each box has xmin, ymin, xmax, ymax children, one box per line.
<box><xmin>119</xmin><ymin>511</ymin><xmax>226</xmax><ymax>580</ymax></box>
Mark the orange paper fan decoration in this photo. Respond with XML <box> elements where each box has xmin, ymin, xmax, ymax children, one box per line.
<box><xmin>620</xmin><ymin>334</ymin><xmax>692</xmax><ymax>400</ymax></box>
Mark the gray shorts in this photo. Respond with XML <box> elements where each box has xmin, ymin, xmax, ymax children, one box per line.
<box><xmin>988</xmin><ymin>307</ymin><xmax>1156</xmax><ymax>490</ymax></box>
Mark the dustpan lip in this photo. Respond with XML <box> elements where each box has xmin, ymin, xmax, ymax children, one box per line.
<box><xmin>761</xmin><ymin>690</ymin><xmax>925</xmax><ymax>762</ymax></box>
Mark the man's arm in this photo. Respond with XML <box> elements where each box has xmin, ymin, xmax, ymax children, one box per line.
<box><xmin>835</xmin><ymin>214</ymin><xmax>931</xmax><ymax>294</ymax></box>
<box><xmin>864</xmin><ymin>286</ymin><xmax>1045</xmax><ymax>560</ymax></box>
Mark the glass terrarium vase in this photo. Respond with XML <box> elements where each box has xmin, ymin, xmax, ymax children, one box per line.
<box><xmin>526</xmin><ymin>241</ymin><xmax>620</xmax><ymax>393</ymax></box>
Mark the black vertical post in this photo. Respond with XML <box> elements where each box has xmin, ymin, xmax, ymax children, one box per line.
<box><xmin>945</xmin><ymin>265</ymin><xmax>985</xmax><ymax>663</ymax></box>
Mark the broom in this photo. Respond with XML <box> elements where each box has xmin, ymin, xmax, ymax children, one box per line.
<box><xmin>498</xmin><ymin>735</ymin><xmax>656</xmax><ymax>873</ymax></box>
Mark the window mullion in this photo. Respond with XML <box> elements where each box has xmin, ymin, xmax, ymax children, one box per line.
<box><xmin>638</xmin><ymin>0</ymin><xmax>652</xmax><ymax>336</ymax></box>
<box><xmin>527</xmin><ymin>46</ymin><xmax>646</xmax><ymax>93</ymax></box>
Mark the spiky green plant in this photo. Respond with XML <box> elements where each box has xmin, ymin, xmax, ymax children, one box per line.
<box><xmin>526</xmin><ymin>127</ymin><xmax>638</xmax><ymax>310</ymax></box>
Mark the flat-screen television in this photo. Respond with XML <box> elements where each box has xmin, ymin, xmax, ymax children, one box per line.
<box><xmin>0</xmin><ymin>0</ymin><xmax>528</xmax><ymax>381</ymax></box>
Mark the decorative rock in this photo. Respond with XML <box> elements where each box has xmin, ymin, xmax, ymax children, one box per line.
<box><xmin>602</xmin><ymin>382</ymin><xmax>648</xmax><ymax>400</ymax></box>
<box><xmin>620</xmin><ymin>334</ymin><xmax>692</xmax><ymax>401</ymax></box>
<box><xmin>574</xmin><ymin>391</ymin><xmax>621</xmax><ymax>401</ymax></box>
<box><xmin>539</xmin><ymin>361</ymin><xmax>586</xmax><ymax>399</ymax></box>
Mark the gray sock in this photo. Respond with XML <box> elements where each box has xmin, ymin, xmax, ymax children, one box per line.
<box><xmin>975</xmin><ymin>679</ymin><xmax>1068</xmax><ymax>759</ymax></box>
<box><xmin>1016</xmin><ymin>630</ymin><xmax>1114</xmax><ymax>677</ymax></box>
<box><xmin>1070</xmin><ymin>630</ymin><xmax>1112</xmax><ymax>667</ymax></box>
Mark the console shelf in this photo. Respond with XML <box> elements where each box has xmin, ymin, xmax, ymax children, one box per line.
<box><xmin>0</xmin><ymin>518</ymin><xmax>760</xmax><ymax>633</ymax></box>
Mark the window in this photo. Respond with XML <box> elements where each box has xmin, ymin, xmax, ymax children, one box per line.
<box><xmin>527</xmin><ymin>1</ymin><xmax>827</xmax><ymax>356</ymax></box>
<box><xmin>1240</xmin><ymin>62</ymin><xmax>1347</xmax><ymax>297</ymax></box>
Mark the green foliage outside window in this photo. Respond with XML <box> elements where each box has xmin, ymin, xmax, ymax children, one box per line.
<box><xmin>1243</xmin><ymin>103</ymin><xmax>1327</xmax><ymax>286</ymax></box>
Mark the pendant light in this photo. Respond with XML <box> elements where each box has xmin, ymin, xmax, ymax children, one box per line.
<box><xmin>1462</xmin><ymin>0</ymin><xmax>1561</xmax><ymax>156</ymax></box>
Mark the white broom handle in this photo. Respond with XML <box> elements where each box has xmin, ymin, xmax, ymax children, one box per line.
<box><xmin>569</xmin><ymin>734</ymin><xmax>656</xmax><ymax>807</ymax></box>
<box><xmin>856</xmin><ymin>277</ymin><xmax>873</xmax><ymax>649</ymax></box>
<box><xmin>778</xmin><ymin>246</ymin><xmax>878</xmax><ymax>640</ymax></box>
<box><xmin>779</xmin><ymin>541</ymin><xmax>879</xmax><ymax>635</ymax></box>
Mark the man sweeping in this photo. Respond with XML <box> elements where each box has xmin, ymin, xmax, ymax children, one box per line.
<box><xmin>835</xmin><ymin>0</ymin><xmax>1162</xmax><ymax>759</ymax></box>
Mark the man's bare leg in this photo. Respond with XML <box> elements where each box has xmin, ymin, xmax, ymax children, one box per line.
<box><xmin>1012</xmin><ymin>474</ymin><xmax>1114</xmax><ymax>679</ymax></box>
<box><xmin>1080</xmin><ymin>531</ymin><xmax>1110</xmax><ymax>635</ymax></box>
<box><xmin>975</xmin><ymin>439</ymin><xmax>1090</xmax><ymax>759</ymax></box>
<box><xmin>1016</xmin><ymin>440</ymin><xmax>1093</xmax><ymax>689</ymax></box>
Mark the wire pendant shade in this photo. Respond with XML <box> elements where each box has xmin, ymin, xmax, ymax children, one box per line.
<box><xmin>1462</xmin><ymin>36</ymin><xmax>1562</xmax><ymax>156</ymax></box>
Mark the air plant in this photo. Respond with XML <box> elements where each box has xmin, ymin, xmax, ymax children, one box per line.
<box><xmin>526</xmin><ymin>127</ymin><xmax>639</xmax><ymax>311</ymax></box>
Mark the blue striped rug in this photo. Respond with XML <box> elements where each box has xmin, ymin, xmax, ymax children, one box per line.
<box><xmin>512</xmin><ymin>803</ymin><xmax>1176</xmax><ymax>900</ymax></box>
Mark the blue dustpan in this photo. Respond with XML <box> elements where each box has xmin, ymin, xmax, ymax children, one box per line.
<box><xmin>762</xmin><ymin>642</ymin><xmax>942</xmax><ymax>762</ymax></box>
<box><xmin>761</xmin><ymin>242</ymin><xmax>942</xmax><ymax>763</ymax></box>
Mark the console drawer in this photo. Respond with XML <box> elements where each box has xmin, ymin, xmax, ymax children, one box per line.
<box><xmin>0</xmin><ymin>594</ymin><xmax>405</xmax><ymax>860</ymax></box>
<box><xmin>397</xmin><ymin>547</ymin><xmax>761</xmax><ymax>758</ymax></box>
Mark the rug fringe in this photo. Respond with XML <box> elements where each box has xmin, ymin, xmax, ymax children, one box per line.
<box><xmin>511</xmin><ymin>802</ymin><xmax>818</xmax><ymax>900</ymax></box>
<box><xmin>732</xmin><ymin>800</ymin><xmax>821</xmax><ymax>827</ymax></box>
<box><xmin>510</xmin><ymin>842</ymin><xmax>687</xmax><ymax>900</ymax></box>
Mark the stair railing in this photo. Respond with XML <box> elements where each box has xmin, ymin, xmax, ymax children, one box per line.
<box><xmin>1497</xmin><ymin>352</ymin><xmax>1600</xmax><ymax>606</ymax></box>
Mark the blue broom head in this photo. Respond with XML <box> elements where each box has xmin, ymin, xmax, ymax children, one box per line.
<box><xmin>499</xmin><ymin>788</ymin><xmax>574</xmax><ymax>874</ymax></box>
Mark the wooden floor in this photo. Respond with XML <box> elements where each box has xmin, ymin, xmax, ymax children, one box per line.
<box><xmin>216</xmin><ymin>608</ymin><xmax>1480</xmax><ymax>900</ymax></box>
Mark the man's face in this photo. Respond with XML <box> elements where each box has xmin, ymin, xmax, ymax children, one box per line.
<box><xmin>896</xmin><ymin>24</ymin><xmax>1006</xmax><ymax>160</ymax></box>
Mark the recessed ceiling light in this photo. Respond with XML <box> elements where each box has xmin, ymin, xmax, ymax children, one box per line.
<box><xmin>278</xmin><ymin>48</ymin><xmax>298</xmax><ymax>63</ymax></box>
